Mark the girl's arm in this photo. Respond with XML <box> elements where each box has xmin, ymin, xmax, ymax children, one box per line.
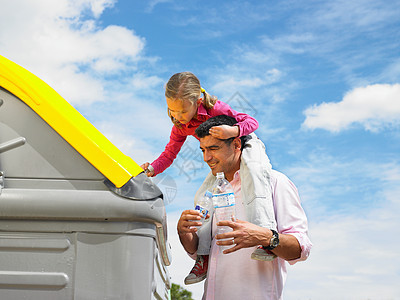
<box><xmin>150</xmin><ymin>126</ymin><xmax>187</xmax><ymax>176</ymax></box>
<box><xmin>210</xmin><ymin>100</ymin><xmax>259</xmax><ymax>137</ymax></box>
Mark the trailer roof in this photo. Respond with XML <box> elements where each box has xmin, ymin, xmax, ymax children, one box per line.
<box><xmin>0</xmin><ymin>55</ymin><xmax>143</xmax><ymax>188</ymax></box>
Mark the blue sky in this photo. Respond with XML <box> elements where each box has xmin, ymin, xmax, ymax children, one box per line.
<box><xmin>1</xmin><ymin>0</ymin><xmax>400</xmax><ymax>299</ymax></box>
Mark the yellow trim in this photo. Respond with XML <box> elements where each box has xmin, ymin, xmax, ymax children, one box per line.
<box><xmin>0</xmin><ymin>55</ymin><xmax>143</xmax><ymax>188</ymax></box>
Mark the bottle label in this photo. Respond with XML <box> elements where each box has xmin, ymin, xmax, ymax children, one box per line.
<box><xmin>194</xmin><ymin>205</ymin><xmax>209</xmax><ymax>219</ymax></box>
<box><xmin>213</xmin><ymin>192</ymin><xmax>235</xmax><ymax>208</ymax></box>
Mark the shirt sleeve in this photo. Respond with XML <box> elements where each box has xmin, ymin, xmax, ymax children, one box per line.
<box><xmin>210</xmin><ymin>100</ymin><xmax>259</xmax><ymax>137</ymax></box>
<box><xmin>151</xmin><ymin>126</ymin><xmax>187</xmax><ymax>175</ymax></box>
<box><xmin>271</xmin><ymin>171</ymin><xmax>312</xmax><ymax>265</ymax></box>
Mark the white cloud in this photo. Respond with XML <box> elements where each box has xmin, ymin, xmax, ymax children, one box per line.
<box><xmin>281</xmin><ymin>154</ymin><xmax>400</xmax><ymax>299</ymax></box>
<box><xmin>0</xmin><ymin>0</ymin><xmax>145</xmax><ymax>105</ymax></box>
<box><xmin>261</xmin><ymin>33</ymin><xmax>315</xmax><ymax>55</ymax></box>
<box><xmin>130</xmin><ymin>73</ymin><xmax>164</xmax><ymax>91</ymax></box>
<box><xmin>285</xmin><ymin>207</ymin><xmax>400</xmax><ymax>299</ymax></box>
<box><xmin>310</xmin><ymin>0</ymin><xmax>400</xmax><ymax>31</ymax></box>
<box><xmin>0</xmin><ymin>0</ymin><xmax>174</xmax><ymax>183</ymax></box>
<box><xmin>302</xmin><ymin>84</ymin><xmax>400</xmax><ymax>132</ymax></box>
<box><xmin>145</xmin><ymin>0</ymin><xmax>173</xmax><ymax>13</ymax></box>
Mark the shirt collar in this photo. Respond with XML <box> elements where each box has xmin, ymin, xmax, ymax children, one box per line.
<box><xmin>197</xmin><ymin>102</ymin><xmax>209</xmax><ymax>117</ymax></box>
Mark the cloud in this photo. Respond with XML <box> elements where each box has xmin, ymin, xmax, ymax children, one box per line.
<box><xmin>145</xmin><ymin>0</ymin><xmax>173</xmax><ymax>13</ymax></box>
<box><xmin>261</xmin><ymin>33</ymin><xmax>315</xmax><ymax>55</ymax></box>
<box><xmin>302</xmin><ymin>84</ymin><xmax>400</xmax><ymax>132</ymax></box>
<box><xmin>0</xmin><ymin>0</ymin><xmax>173</xmax><ymax>182</ymax></box>
<box><xmin>285</xmin><ymin>206</ymin><xmax>400</xmax><ymax>299</ymax></box>
<box><xmin>206</xmin><ymin>44</ymin><xmax>291</xmax><ymax>109</ymax></box>
<box><xmin>212</xmin><ymin>70</ymin><xmax>281</xmax><ymax>91</ymax></box>
<box><xmin>281</xmin><ymin>153</ymin><xmax>400</xmax><ymax>299</ymax></box>
<box><xmin>0</xmin><ymin>0</ymin><xmax>145</xmax><ymax>105</ymax></box>
<box><xmin>310</xmin><ymin>0</ymin><xmax>400</xmax><ymax>31</ymax></box>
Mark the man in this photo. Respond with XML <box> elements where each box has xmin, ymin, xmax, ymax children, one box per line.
<box><xmin>177</xmin><ymin>115</ymin><xmax>312</xmax><ymax>300</ymax></box>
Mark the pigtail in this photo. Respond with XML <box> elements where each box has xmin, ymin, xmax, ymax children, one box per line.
<box><xmin>201</xmin><ymin>89</ymin><xmax>217</xmax><ymax>110</ymax></box>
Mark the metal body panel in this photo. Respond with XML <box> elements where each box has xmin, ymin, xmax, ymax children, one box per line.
<box><xmin>0</xmin><ymin>58</ymin><xmax>171</xmax><ymax>299</ymax></box>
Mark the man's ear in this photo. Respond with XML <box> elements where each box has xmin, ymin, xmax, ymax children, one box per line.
<box><xmin>233</xmin><ymin>137</ymin><xmax>241</xmax><ymax>150</ymax></box>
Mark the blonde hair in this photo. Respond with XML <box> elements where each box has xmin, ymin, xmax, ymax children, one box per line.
<box><xmin>165</xmin><ymin>72</ymin><xmax>217</xmax><ymax>127</ymax></box>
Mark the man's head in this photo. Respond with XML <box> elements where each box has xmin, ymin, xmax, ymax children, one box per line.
<box><xmin>195</xmin><ymin>115</ymin><xmax>243</xmax><ymax>181</ymax></box>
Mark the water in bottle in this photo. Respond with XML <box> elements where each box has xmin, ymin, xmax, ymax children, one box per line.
<box><xmin>212</xmin><ymin>172</ymin><xmax>236</xmax><ymax>249</ymax></box>
<box><xmin>194</xmin><ymin>190</ymin><xmax>213</xmax><ymax>224</ymax></box>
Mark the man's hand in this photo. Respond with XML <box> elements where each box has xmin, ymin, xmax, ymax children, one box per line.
<box><xmin>209</xmin><ymin>125</ymin><xmax>239</xmax><ymax>139</ymax></box>
<box><xmin>177</xmin><ymin>209</ymin><xmax>203</xmax><ymax>235</ymax></box>
<box><xmin>177</xmin><ymin>210</ymin><xmax>203</xmax><ymax>255</ymax></box>
<box><xmin>216</xmin><ymin>219</ymin><xmax>302</xmax><ymax>260</ymax></box>
<box><xmin>215</xmin><ymin>219</ymin><xmax>272</xmax><ymax>254</ymax></box>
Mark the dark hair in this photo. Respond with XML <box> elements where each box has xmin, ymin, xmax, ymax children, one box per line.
<box><xmin>195</xmin><ymin>115</ymin><xmax>251</xmax><ymax>148</ymax></box>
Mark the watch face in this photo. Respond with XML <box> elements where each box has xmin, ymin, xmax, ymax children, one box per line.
<box><xmin>270</xmin><ymin>230</ymin><xmax>279</xmax><ymax>248</ymax></box>
<box><xmin>271</xmin><ymin>236</ymin><xmax>279</xmax><ymax>247</ymax></box>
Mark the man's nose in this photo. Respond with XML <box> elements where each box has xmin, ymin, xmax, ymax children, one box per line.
<box><xmin>203</xmin><ymin>150</ymin><xmax>212</xmax><ymax>162</ymax></box>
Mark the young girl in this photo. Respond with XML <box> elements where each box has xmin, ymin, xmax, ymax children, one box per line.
<box><xmin>141</xmin><ymin>72</ymin><xmax>276</xmax><ymax>285</ymax></box>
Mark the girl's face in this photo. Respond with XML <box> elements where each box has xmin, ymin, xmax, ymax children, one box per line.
<box><xmin>167</xmin><ymin>97</ymin><xmax>201</xmax><ymax>124</ymax></box>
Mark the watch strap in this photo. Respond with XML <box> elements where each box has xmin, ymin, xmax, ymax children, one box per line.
<box><xmin>263</xmin><ymin>229</ymin><xmax>279</xmax><ymax>250</ymax></box>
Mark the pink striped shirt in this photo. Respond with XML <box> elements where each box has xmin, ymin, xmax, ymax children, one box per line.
<box><xmin>151</xmin><ymin>100</ymin><xmax>258</xmax><ymax>175</ymax></box>
<box><xmin>202</xmin><ymin>170</ymin><xmax>312</xmax><ymax>300</ymax></box>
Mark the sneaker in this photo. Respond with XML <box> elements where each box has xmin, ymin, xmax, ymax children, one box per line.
<box><xmin>184</xmin><ymin>255</ymin><xmax>209</xmax><ymax>285</ymax></box>
<box><xmin>251</xmin><ymin>246</ymin><xmax>277</xmax><ymax>261</ymax></box>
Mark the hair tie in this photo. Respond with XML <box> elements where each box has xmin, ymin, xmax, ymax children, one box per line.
<box><xmin>201</xmin><ymin>87</ymin><xmax>205</xmax><ymax>93</ymax></box>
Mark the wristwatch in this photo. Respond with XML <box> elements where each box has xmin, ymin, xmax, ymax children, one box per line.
<box><xmin>264</xmin><ymin>229</ymin><xmax>279</xmax><ymax>250</ymax></box>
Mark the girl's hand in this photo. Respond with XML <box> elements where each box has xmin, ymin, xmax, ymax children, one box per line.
<box><xmin>209</xmin><ymin>125</ymin><xmax>240</xmax><ymax>139</ymax></box>
<box><xmin>140</xmin><ymin>162</ymin><xmax>155</xmax><ymax>177</ymax></box>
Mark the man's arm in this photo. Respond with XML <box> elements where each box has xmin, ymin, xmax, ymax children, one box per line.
<box><xmin>216</xmin><ymin>219</ymin><xmax>302</xmax><ymax>261</ymax></box>
<box><xmin>177</xmin><ymin>209</ymin><xmax>202</xmax><ymax>255</ymax></box>
<box><xmin>270</xmin><ymin>231</ymin><xmax>302</xmax><ymax>261</ymax></box>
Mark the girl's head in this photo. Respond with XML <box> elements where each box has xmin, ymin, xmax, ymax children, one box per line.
<box><xmin>165</xmin><ymin>72</ymin><xmax>216</xmax><ymax>126</ymax></box>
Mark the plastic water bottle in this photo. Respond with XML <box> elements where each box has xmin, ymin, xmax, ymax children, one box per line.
<box><xmin>212</xmin><ymin>172</ymin><xmax>236</xmax><ymax>248</ymax></box>
<box><xmin>194</xmin><ymin>190</ymin><xmax>213</xmax><ymax>224</ymax></box>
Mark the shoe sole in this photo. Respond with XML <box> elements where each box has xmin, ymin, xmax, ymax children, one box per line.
<box><xmin>184</xmin><ymin>273</ymin><xmax>207</xmax><ymax>285</ymax></box>
<box><xmin>251</xmin><ymin>253</ymin><xmax>277</xmax><ymax>261</ymax></box>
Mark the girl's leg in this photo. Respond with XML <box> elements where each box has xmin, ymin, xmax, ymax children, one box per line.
<box><xmin>184</xmin><ymin>172</ymin><xmax>215</xmax><ymax>285</ymax></box>
<box><xmin>196</xmin><ymin>215</ymin><xmax>213</xmax><ymax>255</ymax></box>
<box><xmin>193</xmin><ymin>171</ymin><xmax>215</xmax><ymax>255</ymax></box>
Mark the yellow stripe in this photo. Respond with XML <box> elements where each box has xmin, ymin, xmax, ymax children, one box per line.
<box><xmin>0</xmin><ymin>55</ymin><xmax>143</xmax><ymax>188</ymax></box>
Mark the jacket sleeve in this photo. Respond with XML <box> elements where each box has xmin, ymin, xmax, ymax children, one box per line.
<box><xmin>211</xmin><ymin>100</ymin><xmax>259</xmax><ymax>136</ymax></box>
<box><xmin>151</xmin><ymin>126</ymin><xmax>187</xmax><ymax>175</ymax></box>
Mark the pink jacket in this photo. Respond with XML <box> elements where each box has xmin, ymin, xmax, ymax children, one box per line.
<box><xmin>151</xmin><ymin>100</ymin><xmax>258</xmax><ymax>175</ymax></box>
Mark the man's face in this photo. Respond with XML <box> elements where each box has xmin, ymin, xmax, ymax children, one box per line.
<box><xmin>199</xmin><ymin>135</ymin><xmax>241</xmax><ymax>181</ymax></box>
